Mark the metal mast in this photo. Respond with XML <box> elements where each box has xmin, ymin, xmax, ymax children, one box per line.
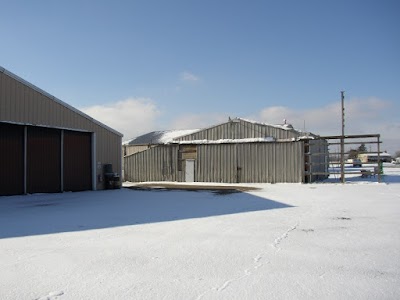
<box><xmin>340</xmin><ymin>91</ymin><xmax>345</xmax><ymax>183</ymax></box>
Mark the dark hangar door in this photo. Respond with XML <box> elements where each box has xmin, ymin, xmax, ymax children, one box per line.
<box><xmin>63</xmin><ymin>131</ymin><xmax>92</xmax><ymax>191</ymax></box>
<box><xmin>0</xmin><ymin>123</ymin><xmax>24</xmax><ymax>196</ymax></box>
<box><xmin>27</xmin><ymin>126</ymin><xmax>61</xmax><ymax>194</ymax></box>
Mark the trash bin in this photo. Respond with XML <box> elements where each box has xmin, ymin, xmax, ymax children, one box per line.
<box><xmin>103</xmin><ymin>164</ymin><xmax>121</xmax><ymax>189</ymax></box>
<box><xmin>104</xmin><ymin>163</ymin><xmax>113</xmax><ymax>174</ymax></box>
<box><xmin>104</xmin><ymin>172</ymin><xmax>120</xmax><ymax>189</ymax></box>
<box><xmin>104</xmin><ymin>172</ymin><xmax>113</xmax><ymax>189</ymax></box>
<box><xmin>112</xmin><ymin>173</ymin><xmax>120</xmax><ymax>189</ymax></box>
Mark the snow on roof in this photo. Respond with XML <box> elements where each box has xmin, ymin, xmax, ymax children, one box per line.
<box><xmin>235</xmin><ymin>117</ymin><xmax>301</xmax><ymax>132</ymax></box>
<box><xmin>360</xmin><ymin>152</ymin><xmax>392</xmax><ymax>157</ymax></box>
<box><xmin>123</xmin><ymin>129</ymin><xmax>200</xmax><ymax>145</ymax></box>
<box><xmin>159</xmin><ymin>129</ymin><xmax>201</xmax><ymax>143</ymax></box>
<box><xmin>123</xmin><ymin>117</ymin><xmax>317</xmax><ymax>146</ymax></box>
<box><xmin>170</xmin><ymin>137</ymin><xmax>276</xmax><ymax>145</ymax></box>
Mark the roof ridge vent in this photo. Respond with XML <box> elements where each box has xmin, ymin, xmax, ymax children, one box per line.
<box><xmin>283</xmin><ymin>123</ymin><xmax>294</xmax><ymax>129</ymax></box>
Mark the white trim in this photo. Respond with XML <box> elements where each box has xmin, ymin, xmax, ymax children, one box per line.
<box><xmin>0</xmin><ymin>120</ymin><xmax>91</xmax><ymax>133</ymax></box>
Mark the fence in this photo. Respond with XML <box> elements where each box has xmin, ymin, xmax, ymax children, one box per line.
<box><xmin>306</xmin><ymin>134</ymin><xmax>382</xmax><ymax>183</ymax></box>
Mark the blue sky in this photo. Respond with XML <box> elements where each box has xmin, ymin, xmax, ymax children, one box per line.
<box><xmin>1</xmin><ymin>0</ymin><xmax>399</xmax><ymax>153</ymax></box>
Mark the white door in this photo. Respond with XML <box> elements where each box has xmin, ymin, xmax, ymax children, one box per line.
<box><xmin>185</xmin><ymin>159</ymin><xmax>195</xmax><ymax>182</ymax></box>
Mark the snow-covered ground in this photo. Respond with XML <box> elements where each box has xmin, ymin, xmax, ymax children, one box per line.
<box><xmin>1</xmin><ymin>167</ymin><xmax>400</xmax><ymax>299</ymax></box>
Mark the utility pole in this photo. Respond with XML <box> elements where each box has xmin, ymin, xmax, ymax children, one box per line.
<box><xmin>340</xmin><ymin>91</ymin><xmax>345</xmax><ymax>183</ymax></box>
<box><xmin>377</xmin><ymin>135</ymin><xmax>381</xmax><ymax>183</ymax></box>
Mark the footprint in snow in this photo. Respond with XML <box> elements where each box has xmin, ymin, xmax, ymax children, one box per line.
<box><xmin>253</xmin><ymin>255</ymin><xmax>262</xmax><ymax>263</ymax></box>
<box><xmin>35</xmin><ymin>291</ymin><xmax>64</xmax><ymax>300</ymax></box>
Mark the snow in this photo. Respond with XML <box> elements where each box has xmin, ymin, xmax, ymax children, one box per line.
<box><xmin>160</xmin><ymin>129</ymin><xmax>200</xmax><ymax>143</ymax></box>
<box><xmin>235</xmin><ymin>117</ymin><xmax>304</xmax><ymax>133</ymax></box>
<box><xmin>1</xmin><ymin>168</ymin><xmax>400</xmax><ymax>299</ymax></box>
<box><xmin>122</xmin><ymin>129</ymin><xmax>200</xmax><ymax>145</ymax></box>
<box><xmin>170</xmin><ymin>137</ymin><xmax>275</xmax><ymax>144</ymax></box>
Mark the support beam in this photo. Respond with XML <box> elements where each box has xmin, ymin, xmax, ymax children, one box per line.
<box><xmin>23</xmin><ymin>126</ymin><xmax>27</xmax><ymax>194</ymax></box>
<box><xmin>340</xmin><ymin>91</ymin><xmax>345</xmax><ymax>184</ymax></box>
<box><xmin>61</xmin><ymin>130</ymin><xmax>64</xmax><ymax>191</ymax></box>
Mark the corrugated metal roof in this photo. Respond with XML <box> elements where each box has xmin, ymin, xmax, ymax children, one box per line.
<box><xmin>235</xmin><ymin>117</ymin><xmax>299</xmax><ymax>131</ymax></box>
<box><xmin>236</xmin><ymin>117</ymin><xmax>320</xmax><ymax>138</ymax></box>
<box><xmin>0</xmin><ymin>66</ymin><xmax>123</xmax><ymax>137</ymax></box>
<box><xmin>125</xmin><ymin>117</ymin><xmax>319</xmax><ymax>146</ymax></box>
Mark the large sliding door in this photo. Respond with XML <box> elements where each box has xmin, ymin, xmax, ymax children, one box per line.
<box><xmin>63</xmin><ymin>131</ymin><xmax>92</xmax><ymax>191</ymax></box>
<box><xmin>0</xmin><ymin>123</ymin><xmax>24</xmax><ymax>195</ymax></box>
<box><xmin>1</xmin><ymin>123</ymin><xmax>92</xmax><ymax>196</ymax></box>
<box><xmin>27</xmin><ymin>126</ymin><xmax>61</xmax><ymax>194</ymax></box>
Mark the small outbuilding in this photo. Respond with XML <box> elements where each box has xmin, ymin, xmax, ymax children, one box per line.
<box><xmin>124</xmin><ymin>118</ymin><xmax>328</xmax><ymax>184</ymax></box>
<box><xmin>0</xmin><ymin>66</ymin><xmax>123</xmax><ymax>196</ymax></box>
<box><xmin>358</xmin><ymin>152</ymin><xmax>392</xmax><ymax>163</ymax></box>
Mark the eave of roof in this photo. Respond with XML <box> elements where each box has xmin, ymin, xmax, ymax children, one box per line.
<box><xmin>0</xmin><ymin>66</ymin><xmax>123</xmax><ymax>137</ymax></box>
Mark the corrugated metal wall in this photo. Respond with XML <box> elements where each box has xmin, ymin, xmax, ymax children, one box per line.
<box><xmin>196</xmin><ymin>144</ymin><xmax>237</xmax><ymax>182</ymax></box>
<box><xmin>197</xmin><ymin>142</ymin><xmax>303</xmax><ymax>183</ymax></box>
<box><xmin>124</xmin><ymin>142</ymin><xmax>304</xmax><ymax>183</ymax></box>
<box><xmin>174</xmin><ymin>119</ymin><xmax>299</xmax><ymax>141</ymax></box>
<box><xmin>124</xmin><ymin>145</ymin><xmax>180</xmax><ymax>182</ymax></box>
<box><xmin>123</xmin><ymin>145</ymin><xmax>152</xmax><ymax>156</ymax></box>
<box><xmin>0</xmin><ymin>69</ymin><xmax>122</xmax><ymax>190</ymax></box>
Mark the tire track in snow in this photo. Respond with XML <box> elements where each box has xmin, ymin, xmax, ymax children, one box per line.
<box><xmin>196</xmin><ymin>223</ymin><xmax>299</xmax><ymax>299</ymax></box>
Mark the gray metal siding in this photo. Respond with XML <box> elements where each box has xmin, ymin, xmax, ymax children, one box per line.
<box><xmin>196</xmin><ymin>142</ymin><xmax>303</xmax><ymax>183</ymax></box>
<box><xmin>124</xmin><ymin>145</ymin><xmax>180</xmax><ymax>182</ymax></box>
<box><xmin>196</xmin><ymin>144</ymin><xmax>237</xmax><ymax>182</ymax></box>
<box><xmin>123</xmin><ymin>145</ymin><xmax>152</xmax><ymax>156</ymax></box>
<box><xmin>174</xmin><ymin>119</ymin><xmax>299</xmax><ymax>141</ymax></box>
<box><xmin>124</xmin><ymin>142</ymin><xmax>304</xmax><ymax>183</ymax></box>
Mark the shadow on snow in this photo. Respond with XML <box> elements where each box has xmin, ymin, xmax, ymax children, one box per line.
<box><xmin>0</xmin><ymin>188</ymin><xmax>292</xmax><ymax>239</ymax></box>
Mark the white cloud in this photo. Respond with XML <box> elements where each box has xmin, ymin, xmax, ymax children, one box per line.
<box><xmin>250</xmin><ymin>97</ymin><xmax>398</xmax><ymax>154</ymax></box>
<box><xmin>253</xmin><ymin>97</ymin><xmax>392</xmax><ymax>134</ymax></box>
<box><xmin>254</xmin><ymin>103</ymin><xmax>341</xmax><ymax>134</ymax></box>
<box><xmin>80</xmin><ymin>96</ymin><xmax>399</xmax><ymax>155</ymax></box>
<box><xmin>80</xmin><ymin>98</ymin><xmax>161</xmax><ymax>140</ymax></box>
<box><xmin>170</xmin><ymin>113</ymin><xmax>228</xmax><ymax>130</ymax></box>
<box><xmin>180</xmin><ymin>71</ymin><xmax>200</xmax><ymax>82</ymax></box>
